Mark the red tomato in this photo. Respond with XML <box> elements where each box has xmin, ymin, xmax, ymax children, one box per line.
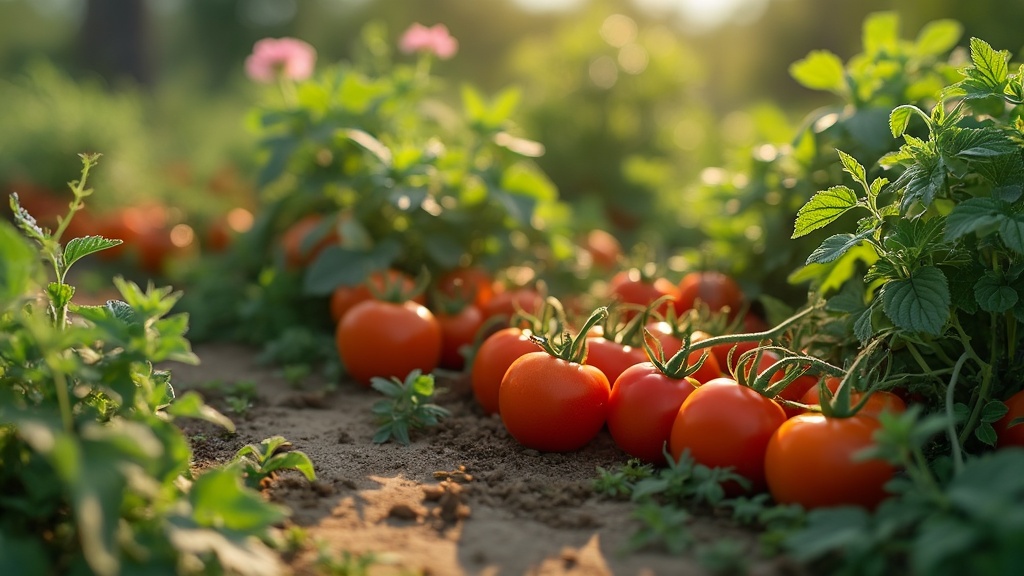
<box><xmin>436</xmin><ymin>304</ymin><xmax>485</xmax><ymax>371</ymax></box>
<box><xmin>608</xmin><ymin>362</ymin><xmax>698</xmax><ymax>464</ymax></box>
<box><xmin>335</xmin><ymin>299</ymin><xmax>442</xmax><ymax>387</ymax></box>
<box><xmin>669</xmin><ymin>379</ymin><xmax>786</xmax><ymax>492</ymax></box>
<box><xmin>282</xmin><ymin>214</ymin><xmax>339</xmax><ymax>269</ymax></box>
<box><xmin>436</xmin><ymin>267</ymin><xmax>495</xmax><ymax>309</ymax></box>
<box><xmin>765</xmin><ymin>414</ymin><xmax>895</xmax><ymax>510</ymax></box>
<box><xmin>330</xmin><ymin>269</ymin><xmax>420</xmax><ymax>324</ymax></box>
<box><xmin>470</xmin><ymin>327</ymin><xmax>538</xmax><ymax>415</ymax></box>
<box><xmin>674</xmin><ymin>271</ymin><xmax>744</xmax><ymax>318</ymax></box>
<box><xmin>996</xmin><ymin>390</ymin><xmax>1024</xmax><ymax>448</ymax></box>
<box><xmin>480</xmin><ymin>287</ymin><xmax>545</xmax><ymax>325</ymax></box>
<box><xmin>608</xmin><ymin>269</ymin><xmax>678</xmax><ymax>319</ymax></box>
<box><xmin>800</xmin><ymin>377</ymin><xmax>907</xmax><ymax>417</ymax></box>
<box><xmin>499</xmin><ymin>351</ymin><xmax>610</xmax><ymax>452</ymax></box>
<box><xmin>585</xmin><ymin>337</ymin><xmax>647</xmax><ymax>385</ymax></box>
<box><xmin>582</xmin><ymin>229</ymin><xmax>623</xmax><ymax>271</ymax></box>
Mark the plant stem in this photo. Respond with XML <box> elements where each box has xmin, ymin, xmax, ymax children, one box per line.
<box><xmin>946</xmin><ymin>352</ymin><xmax>968</xmax><ymax>475</ymax></box>
<box><xmin>955</xmin><ymin>314</ymin><xmax>995</xmax><ymax>446</ymax></box>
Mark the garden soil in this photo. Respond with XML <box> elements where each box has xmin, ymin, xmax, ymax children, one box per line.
<box><xmin>168</xmin><ymin>343</ymin><xmax>805</xmax><ymax>576</ymax></box>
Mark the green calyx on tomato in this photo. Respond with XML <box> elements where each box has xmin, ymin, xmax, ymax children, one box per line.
<box><xmin>529</xmin><ymin>303</ymin><xmax>609</xmax><ymax>365</ymax></box>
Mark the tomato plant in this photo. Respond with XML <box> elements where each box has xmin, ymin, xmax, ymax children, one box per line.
<box><xmin>800</xmin><ymin>376</ymin><xmax>907</xmax><ymax>418</ymax></box>
<box><xmin>766</xmin><ymin>414</ymin><xmax>895</xmax><ymax>510</ymax></box>
<box><xmin>329</xmin><ymin>269</ymin><xmax>420</xmax><ymax>324</ymax></box>
<box><xmin>499</xmin><ymin>309</ymin><xmax>610</xmax><ymax>452</ymax></box>
<box><xmin>669</xmin><ymin>378</ymin><xmax>786</xmax><ymax>492</ymax></box>
<box><xmin>995</xmin><ymin>389</ymin><xmax>1024</xmax><ymax>448</ymax></box>
<box><xmin>646</xmin><ymin>323</ymin><xmax>722</xmax><ymax>384</ymax></box>
<box><xmin>335</xmin><ymin>298</ymin><xmax>442</xmax><ymax>386</ymax></box>
<box><xmin>470</xmin><ymin>326</ymin><xmax>539</xmax><ymax>415</ymax></box>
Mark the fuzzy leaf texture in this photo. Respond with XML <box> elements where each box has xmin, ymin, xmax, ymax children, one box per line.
<box><xmin>793</xmin><ymin>186</ymin><xmax>860</xmax><ymax>238</ymax></box>
<box><xmin>805</xmin><ymin>231</ymin><xmax>873</xmax><ymax>265</ymax></box>
<box><xmin>974</xmin><ymin>272</ymin><xmax>1019</xmax><ymax>313</ymax></box>
<box><xmin>63</xmin><ymin>236</ymin><xmax>123</xmax><ymax>271</ymax></box>
<box><xmin>881</xmin><ymin>266</ymin><xmax>951</xmax><ymax>335</ymax></box>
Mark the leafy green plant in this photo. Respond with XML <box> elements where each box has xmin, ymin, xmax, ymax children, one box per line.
<box><xmin>232</xmin><ymin>435</ymin><xmax>317</xmax><ymax>490</ymax></box>
<box><xmin>370</xmin><ymin>370</ymin><xmax>450</xmax><ymax>445</ymax></box>
<box><xmin>0</xmin><ymin>155</ymin><xmax>292</xmax><ymax>575</ymax></box>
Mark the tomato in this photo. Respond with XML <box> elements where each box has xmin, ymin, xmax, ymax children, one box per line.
<box><xmin>470</xmin><ymin>327</ymin><xmax>538</xmax><ymax>415</ymax></box>
<box><xmin>330</xmin><ymin>269</ymin><xmax>420</xmax><ymax>324</ymax></box>
<box><xmin>499</xmin><ymin>351</ymin><xmax>610</xmax><ymax>452</ymax></box>
<box><xmin>800</xmin><ymin>377</ymin><xmax>907</xmax><ymax>418</ymax></box>
<box><xmin>644</xmin><ymin>323</ymin><xmax>722</xmax><ymax>384</ymax></box>
<box><xmin>282</xmin><ymin>214</ymin><xmax>339</xmax><ymax>269</ymax></box>
<box><xmin>674</xmin><ymin>271</ymin><xmax>744</xmax><ymax>319</ymax></box>
<box><xmin>765</xmin><ymin>414</ymin><xmax>895</xmax><ymax>510</ymax></box>
<box><xmin>480</xmin><ymin>286</ymin><xmax>545</xmax><ymax>325</ymax></box>
<box><xmin>608</xmin><ymin>362</ymin><xmax>698</xmax><ymax>464</ymax></box>
<box><xmin>608</xmin><ymin>269</ymin><xmax>678</xmax><ymax>319</ymax></box>
<box><xmin>436</xmin><ymin>303</ymin><xmax>485</xmax><ymax>370</ymax></box>
<box><xmin>205</xmin><ymin>207</ymin><xmax>254</xmax><ymax>253</ymax></box>
<box><xmin>996</xmin><ymin>390</ymin><xmax>1024</xmax><ymax>448</ymax></box>
<box><xmin>436</xmin><ymin>266</ymin><xmax>495</xmax><ymax>309</ymax></box>
<box><xmin>669</xmin><ymin>379</ymin><xmax>786</xmax><ymax>492</ymax></box>
<box><xmin>708</xmin><ymin>340</ymin><xmax>762</xmax><ymax>375</ymax></box>
<box><xmin>335</xmin><ymin>299</ymin><xmax>442</xmax><ymax>387</ymax></box>
<box><xmin>585</xmin><ymin>337</ymin><xmax>647</xmax><ymax>385</ymax></box>
<box><xmin>582</xmin><ymin>229</ymin><xmax>622</xmax><ymax>271</ymax></box>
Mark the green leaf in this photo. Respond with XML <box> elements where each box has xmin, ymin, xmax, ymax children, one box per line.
<box><xmin>914</xmin><ymin>19</ymin><xmax>963</xmax><ymax>56</ymax></box>
<box><xmin>0</xmin><ymin>533</ymin><xmax>50</xmax><ymax>576</ymax></box>
<box><xmin>789</xmin><ymin>50</ymin><xmax>846</xmax><ymax>93</ymax></box>
<box><xmin>837</xmin><ymin>150</ymin><xmax>866</xmax><ymax>183</ymax></box>
<box><xmin>889</xmin><ymin>105</ymin><xmax>920</xmax><ymax>138</ymax></box>
<box><xmin>853</xmin><ymin>305</ymin><xmax>875</xmax><ymax>344</ymax></box>
<box><xmin>164</xmin><ymin>391</ymin><xmax>236</xmax><ymax>432</ymax></box>
<box><xmin>981</xmin><ymin>400</ymin><xmax>1010</xmax><ymax>424</ymax></box>
<box><xmin>410</xmin><ymin>372</ymin><xmax>435</xmax><ymax>396</ymax></box>
<box><xmin>303</xmin><ymin>239</ymin><xmax>402</xmax><ymax>296</ymax></box>
<box><xmin>0</xmin><ymin>221</ymin><xmax>41</xmax><ymax>308</ymax></box>
<box><xmin>862</xmin><ymin>11</ymin><xmax>899</xmax><ymax>56</ymax></box>
<box><xmin>999</xmin><ymin>213</ymin><xmax>1024</xmax><ymax>254</ymax></box>
<box><xmin>944</xmin><ymin>197</ymin><xmax>1003</xmax><ymax>241</ymax></box>
<box><xmin>47</xmin><ymin>282</ymin><xmax>75</xmax><ymax>310</ymax></box>
<box><xmin>793</xmin><ymin>186</ymin><xmax>860</xmax><ymax>238</ymax></box>
<box><xmin>880</xmin><ymin>266</ymin><xmax>951</xmax><ymax>335</ymax></box>
<box><xmin>370</xmin><ymin>377</ymin><xmax>404</xmax><ymax>398</ymax></box>
<box><xmin>262</xmin><ymin>451</ymin><xmax>317</xmax><ymax>482</ymax></box>
<box><xmin>974</xmin><ymin>422</ymin><xmax>998</xmax><ymax>446</ymax></box>
<box><xmin>783</xmin><ymin>507</ymin><xmax>872</xmax><ymax>563</ymax></box>
<box><xmin>190</xmin><ymin>466</ymin><xmax>288</xmax><ymax>532</ymax></box>
<box><xmin>968</xmin><ymin>37</ymin><xmax>1009</xmax><ymax>90</ymax></box>
<box><xmin>63</xmin><ymin>236</ymin><xmax>123</xmax><ymax>270</ymax></box>
<box><xmin>806</xmin><ymin>231</ymin><xmax>871</xmax><ymax>265</ymax></box>
<box><xmin>974</xmin><ymin>272</ymin><xmax>1019</xmax><ymax>313</ymax></box>
<box><xmin>339</xmin><ymin>128</ymin><xmax>392</xmax><ymax>167</ymax></box>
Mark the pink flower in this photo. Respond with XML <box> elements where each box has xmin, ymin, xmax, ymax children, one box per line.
<box><xmin>245</xmin><ymin>37</ymin><xmax>317</xmax><ymax>83</ymax></box>
<box><xmin>399</xmin><ymin>23</ymin><xmax>459</xmax><ymax>60</ymax></box>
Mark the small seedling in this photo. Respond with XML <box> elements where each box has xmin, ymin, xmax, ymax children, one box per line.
<box><xmin>370</xmin><ymin>370</ymin><xmax>450</xmax><ymax>445</ymax></box>
<box><xmin>232</xmin><ymin>435</ymin><xmax>317</xmax><ymax>489</ymax></box>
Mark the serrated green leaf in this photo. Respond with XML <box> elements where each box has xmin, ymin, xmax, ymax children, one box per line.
<box><xmin>914</xmin><ymin>19</ymin><xmax>963</xmax><ymax>56</ymax></box>
<box><xmin>889</xmin><ymin>105</ymin><xmax>919</xmax><ymax>138</ymax></box>
<box><xmin>854</xmin><ymin>305</ymin><xmax>875</xmax><ymax>344</ymax></box>
<box><xmin>999</xmin><ymin>213</ymin><xmax>1024</xmax><ymax>254</ymax></box>
<box><xmin>789</xmin><ymin>50</ymin><xmax>846</xmax><ymax>93</ymax></box>
<box><xmin>806</xmin><ymin>232</ymin><xmax>871</xmax><ymax>265</ymax></box>
<box><xmin>944</xmin><ymin>197</ymin><xmax>1003</xmax><ymax>241</ymax></box>
<box><xmin>974</xmin><ymin>273</ymin><xmax>1019</xmax><ymax>313</ymax></box>
<box><xmin>47</xmin><ymin>282</ymin><xmax>75</xmax><ymax>310</ymax></box>
<box><xmin>63</xmin><ymin>236</ymin><xmax>123</xmax><ymax>270</ymax></box>
<box><xmin>837</xmin><ymin>150</ymin><xmax>866</xmax><ymax>183</ymax></box>
<box><xmin>880</xmin><ymin>266</ymin><xmax>950</xmax><ymax>335</ymax></box>
<box><xmin>968</xmin><ymin>37</ymin><xmax>1009</xmax><ymax>89</ymax></box>
<box><xmin>793</xmin><ymin>186</ymin><xmax>860</xmax><ymax>238</ymax></box>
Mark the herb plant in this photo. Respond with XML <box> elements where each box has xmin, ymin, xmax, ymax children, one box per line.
<box><xmin>370</xmin><ymin>369</ymin><xmax>450</xmax><ymax>445</ymax></box>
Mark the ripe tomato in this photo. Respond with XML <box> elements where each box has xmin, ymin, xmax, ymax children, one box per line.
<box><xmin>329</xmin><ymin>269</ymin><xmax>420</xmax><ymax>324</ymax></box>
<box><xmin>499</xmin><ymin>351</ymin><xmax>611</xmax><ymax>452</ymax></box>
<box><xmin>645</xmin><ymin>323</ymin><xmax>722</xmax><ymax>384</ymax></box>
<box><xmin>608</xmin><ymin>362</ymin><xmax>698</xmax><ymax>464</ymax></box>
<box><xmin>609</xmin><ymin>269</ymin><xmax>678</xmax><ymax>319</ymax></box>
<box><xmin>436</xmin><ymin>266</ymin><xmax>495</xmax><ymax>309</ymax></box>
<box><xmin>470</xmin><ymin>327</ymin><xmax>538</xmax><ymax>415</ymax></box>
<box><xmin>585</xmin><ymin>337</ymin><xmax>647</xmax><ymax>386</ymax></box>
<box><xmin>765</xmin><ymin>414</ymin><xmax>895</xmax><ymax>510</ymax></box>
<box><xmin>436</xmin><ymin>303</ymin><xmax>485</xmax><ymax>371</ymax></box>
<box><xmin>996</xmin><ymin>389</ymin><xmax>1024</xmax><ymax>448</ymax></box>
<box><xmin>674</xmin><ymin>271</ymin><xmax>744</xmax><ymax>318</ymax></box>
<box><xmin>282</xmin><ymin>214</ymin><xmax>339</xmax><ymax>269</ymax></box>
<box><xmin>669</xmin><ymin>379</ymin><xmax>786</xmax><ymax>492</ymax></box>
<box><xmin>480</xmin><ymin>286</ymin><xmax>544</xmax><ymax>326</ymax></box>
<box><xmin>335</xmin><ymin>299</ymin><xmax>442</xmax><ymax>387</ymax></box>
<box><xmin>800</xmin><ymin>377</ymin><xmax>907</xmax><ymax>418</ymax></box>
<box><xmin>582</xmin><ymin>228</ymin><xmax>622</xmax><ymax>271</ymax></box>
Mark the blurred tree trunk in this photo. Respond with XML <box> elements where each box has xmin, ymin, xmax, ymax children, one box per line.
<box><xmin>77</xmin><ymin>0</ymin><xmax>153</xmax><ymax>87</ymax></box>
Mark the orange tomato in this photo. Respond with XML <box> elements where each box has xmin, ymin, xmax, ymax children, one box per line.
<box><xmin>282</xmin><ymin>214</ymin><xmax>339</xmax><ymax>269</ymax></box>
